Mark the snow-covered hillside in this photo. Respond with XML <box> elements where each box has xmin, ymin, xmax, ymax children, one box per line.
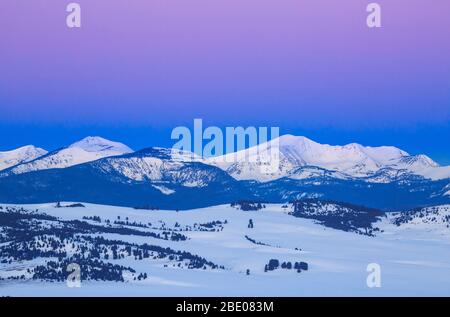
<box><xmin>92</xmin><ymin>147</ymin><xmax>225</xmax><ymax>188</ymax></box>
<box><xmin>0</xmin><ymin>137</ymin><xmax>132</xmax><ymax>176</ymax></box>
<box><xmin>207</xmin><ymin>135</ymin><xmax>449</xmax><ymax>182</ymax></box>
<box><xmin>0</xmin><ymin>145</ymin><xmax>47</xmax><ymax>171</ymax></box>
<box><xmin>1</xmin><ymin>202</ymin><xmax>450</xmax><ymax>296</ymax></box>
<box><xmin>378</xmin><ymin>205</ymin><xmax>450</xmax><ymax>239</ymax></box>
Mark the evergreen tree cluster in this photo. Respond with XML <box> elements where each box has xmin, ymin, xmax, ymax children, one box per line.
<box><xmin>0</xmin><ymin>206</ymin><xmax>224</xmax><ymax>282</ymax></box>
<box><xmin>244</xmin><ymin>235</ymin><xmax>269</xmax><ymax>247</ymax></box>
<box><xmin>150</xmin><ymin>219</ymin><xmax>227</xmax><ymax>233</ymax></box>
<box><xmin>392</xmin><ymin>206</ymin><xmax>450</xmax><ymax>227</ymax></box>
<box><xmin>32</xmin><ymin>257</ymin><xmax>135</xmax><ymax>282</ymax></box>
<box><xmin>231</xmin><ymin>201</ymin><xmax>266</xmax><ymax>211</ymax></box>
<box><xmin>83</xmin><ymin>215</ymin><xmax>101</xmax><ymax>223</ymax></box>
<box><xmin>290</xmin><ymin>199</ymin><xmax>384</xmax><ymax>236</ymax></box>
<box><xmin>264</xmin><ymin>259</ymin><xmax>308</xmax><ymax>273</ymax></box>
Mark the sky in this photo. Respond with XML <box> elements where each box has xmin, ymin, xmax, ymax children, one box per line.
<box><xmin>0</xmin><ymin>0</ymin><xmax>449</xmax><ymax>163</ymax></box>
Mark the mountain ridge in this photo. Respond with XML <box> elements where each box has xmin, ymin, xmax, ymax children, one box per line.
<box><xmin>207</xmin><ymin>134</ymin><xmax>448</xmax><ymax>182</ymax></box>
<box><xmin>0</xmin><ymin>136</ymin><xmax>133</xmax><ymax>176</ymax></box>
<box><xmin>0</xmin><ymin>134</ymin><xmax>448</xmax><ymax>210</ymax></box>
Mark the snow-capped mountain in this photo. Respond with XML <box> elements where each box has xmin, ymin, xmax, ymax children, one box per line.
<box><xmin>92</xmin><ymin>147</ymin><xmax>222</xmax><ymax>188</ymax></box>
<box><xmin>0</xmin><ymin>136</ymin><xmax>133</xmax><ymax>176</ymax></box>
<box><xmin>69</xmin><ymin>136</ymin><xmax>132</xmax><ymax>154</ymax></box>
<box><xmin>0</xmin><ymin>145</ymin><xmax>47</xmax><ymax>171</ymax></box>
<box><xmin>207</xmin><ymin>134</ymin><xmax>449</xmax><ymax>182</ymax></box>
<box><xmin>0</xmin><ymin>134</ymin><xmax>448</xmax><ymax>210</ymax></box>
<box><xmin>0</xmin><ymin>147</ymin><xmax>249</xmax><ymax>209</ymax></box>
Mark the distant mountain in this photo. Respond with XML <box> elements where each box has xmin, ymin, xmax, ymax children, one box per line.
<box><xmin>0</xmin><ymin>136</ymin><xmax>133</xmax><ymax>176</ymax></box>
<box><xmin>69</xmin><ymin>136</ymin><xmax>132</xmax><ymax>154</ymax></box>
<box><xmin>0</xmin><ymin>145</ymin><xmax>47</xmax><ymax>171</ymax></box>
<box><xmin>0</xmin><ymin>147</ymin><xmax>250</xmax><ymax>209</ymax></box>
<box><xmin>0</xmin><ymin>135</ymin><xmax>449</xmax><ymax>210</ymax></box>
<box><xmin>207</xmin><ymin>135</ymin><xmax>449</xmax><ymax>183</ymax></box>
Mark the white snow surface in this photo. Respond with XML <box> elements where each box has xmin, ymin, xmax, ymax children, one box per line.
<box><xmin>1</xmin><ymin>202</ymin><xmax>450</xmax><ymax>296</ymax></box>
<box><xmin>0</xmin><ymin>145</ymin><xmax>47</xmax><ymax>171</ymax></box>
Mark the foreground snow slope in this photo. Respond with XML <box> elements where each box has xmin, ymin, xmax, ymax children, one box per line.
<box><xmin>1</xmin><ymin>202</ymin><xmax>450</xmax><ymax>296</ymax></box>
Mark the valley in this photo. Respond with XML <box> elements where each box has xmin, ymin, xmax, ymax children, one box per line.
<box><xmin>1</xmin><ymin>202</ymin><xmax>450</xmax><ymax>296</ymax></box>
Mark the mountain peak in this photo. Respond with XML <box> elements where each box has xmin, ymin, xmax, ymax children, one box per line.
<box><xmin>277</xmin><ymin>134</ymin><xmax>317</xmax><ymax>146</ymax></box>
<box><xmin>13</xmin><ymin>145</ymin><xmax>47</xmax><ymax>154</ymax></box>
<box><xmin>1</xmin><ymin>144</ymin><xmax>45</xmax><ymax>153</ymax></box>
<box><xmin>69</xmin><ymin>136</ymin><xmax>133</xmax><ymax>153</ymax></box>
<box><xmin>0</xmin><ymin>145</ymin><xmax>47</xmax><ymax>171</ymax></box>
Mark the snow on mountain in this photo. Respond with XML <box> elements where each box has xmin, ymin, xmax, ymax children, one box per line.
<box><xmin>69</xmin><ymin>136</ymin><xmax>132</xmax><ymax>154</ymax></box>
<box><xmin>287</xmin><ymin>166</ymin><xmax>350</xmax><ymax>180</ymax></box>
<box><xmin>92</xmin><ymin>147</ymin><xmax>220</xmax><ymax>188</ymax></box>
<box><xmin>0</xmin><ymin>147</ymin><xmax>247</xmax><ymax>209</ymax></box>
<box><xmin>0</xmin><ymin>136</ymin><xmax>132</xmax><ymax>176</ymax></box>
<box><xmin>207</xmin><ymin>134</ymin><xmax>448</xmax><ymax>182</ymax></box>
<box><xmin>393</xmin><ymin>154</ymin><xmax>439</xmax><ymax>169</ymax></box>
<box><xmin>444</xmin><ymin>184</ymin><xmax>450</xmax><ymax>196</ymax></box>
<box><xmin>2</xmin><ymin>135</ymin><xmax>447</xmax><ymax>185</ymax></box>
<box><xmin>152</xmin><ymin>185</ymin><xmax>176</xmax><ymax>195</ymax></box>
<box><xmin>0</xmin><ymin>145</ymin><xmax>47</xmax><ymax>171</ymax></box>
<box><xmin>414</xmin><ymin>165</ymin><xmax>450</xmax><ymax>181</ymax></box>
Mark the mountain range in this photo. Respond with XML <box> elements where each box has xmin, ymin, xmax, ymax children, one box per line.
<box><xmin>0</xmin><ymin>136</ymin><xmax>132</xmax><ymax>176</ymax></box>
<box><xmin>207</xmin><ymin>134</ymin><xmax>450</xmax><ymax>182</ymax></box>
<box><xmin>0</xmin><ymin>135</ymin><xmax>449</xmax><ymax>210</ymax></box>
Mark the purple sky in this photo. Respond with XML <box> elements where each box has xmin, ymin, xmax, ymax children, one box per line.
<box><xmin>1</xmin><ymin>1</ymin><xmax>449</xmax><ymax>162</ymax></box>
